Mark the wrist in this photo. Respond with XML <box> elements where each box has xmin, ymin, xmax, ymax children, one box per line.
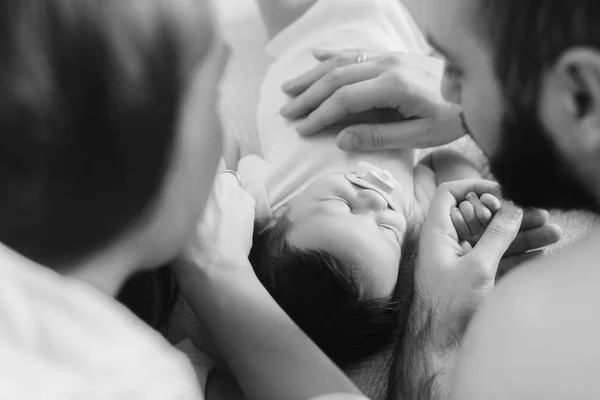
<box><xmin>407</xmin><ymin>292</ymin><xmax>460</xmax><ymax>354</ymax></box>
<box><xmin>393</xmin><ymin>296</ymin><xmax>458</xmax><ymax>400</ymax></box>
<box><xmin>176</xmin><ymin>257</ymin><xmax>258</xmax><ymax>295</ymax></box>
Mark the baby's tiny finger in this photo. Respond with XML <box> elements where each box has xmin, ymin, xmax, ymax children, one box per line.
<box><xmin>460</xmin><ymin>240</ymin><xmax>473</xmax><ymax>255</ymax></box>
<box><xmin>459</xmin><ymin>199</ymin><xmax>482</xmax><ymax>234</ymax></box>
<box><xmin>451</xmin><ymin>207</ymin><xmax>471</xmax><ymax>239</ymax></box>
<box><xmin>480</xmin><ymin>193</ymin><xmax>501</xmax><ymax>213</ymax></box>
<box><xmin>466</xmin><ymin>192</ymin><xmax>493</xmax><ymax>226</ymax></box>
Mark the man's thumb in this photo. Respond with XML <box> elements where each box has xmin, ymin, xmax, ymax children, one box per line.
<box><xmin>473</xmin><ymin>202</ymin><xmax>523</xmax><ymax>264</ymax></box>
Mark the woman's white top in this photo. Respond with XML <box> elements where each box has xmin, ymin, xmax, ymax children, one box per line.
<box><xmin>0</xmin><ymin>245</ymin><xmax>201</xmax><ymax>399</ymax></box>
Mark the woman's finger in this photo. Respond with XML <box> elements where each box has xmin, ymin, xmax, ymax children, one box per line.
<box><xmin>295</xmin><ymin>76</ymin><xmax>404</xmax><ymax>135</ymax></box>
<box><xmin>282</xmin><ymin>52</ymin><xmax>359</xmax><ymax>96</ymax></box>
<box><xmin>505</xmin><ymin>223</ymin><xmax>562</xmax><ymax>256</ymax></box>
<box><xmin>282</xmin><ymin>49</ymin><xmax>382</xmax><ymax>96</ymax></box>
<box><xmin>281</xmin><ymin>63</ymin><xmax>381</xmax><ymax>119</ymax></box>
<box><xmin>312</xmin><ymin>49</ymin><xmax>342</xmax><ymax>61</ymax></box>
<box><xmin>216</xmin><ymin>171</ymin><xmax>242</xmax><ymax>191</ymax></box>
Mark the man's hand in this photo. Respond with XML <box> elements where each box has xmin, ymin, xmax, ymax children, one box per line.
<box><xmin>451</xmin><ymin>192</ymin><xmax>562</xmax><ymax>278</ymax></box>
<box><xmin>393</xmin><ymin>180</ymin><xmax>525</xmax><ymax>400</ymax></box>
<box><xmin>416</xmin><ymin>181</ymin><xmax>526</xmax><ymax>343</ymax></box>
<box><xmin>280</xmin><ymin>50</ymin><xmax>464</xmax><ymax>150</ymax></box>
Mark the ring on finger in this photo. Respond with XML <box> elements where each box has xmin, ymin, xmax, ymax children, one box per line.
<box><xmin>220</xmin><ymin>169</ymin><xmax>242</xmax><ymax>187</ymax></box>
<box><xmin>355</xmin><ymin>51</ymin><xmax>368</xmax><ymax>64</ymax></box>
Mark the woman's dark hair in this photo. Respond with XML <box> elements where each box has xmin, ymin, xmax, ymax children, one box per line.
<box><xmin>249</xmin><ymin>211</ymin><xmax>414</xmax><ymax>368</ymax></box>
<box><xmin>117</xmin><ymin>265</ymin><xmax>178</xmax><ymax>335</ymax></box>
<box><xmin>0</xmin><ymin>0</ymin><xmax>211</xmax><ymax>269</ymax></box>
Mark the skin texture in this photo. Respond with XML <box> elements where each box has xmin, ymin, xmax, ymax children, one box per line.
<box><xmin>285</xmin><ymin>173</ymin><xmax>408</xmax><ymax>298</ymax></box>
<box><xmin>411</xmin><ymin>0</ymin><xmax>600</xmax><ymax>399</ymax></box>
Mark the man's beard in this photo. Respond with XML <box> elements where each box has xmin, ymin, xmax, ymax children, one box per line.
<box><xmin>468</xmin><ymin>109</ymin><xmax>599</xmax><ymax>212</ymax></box>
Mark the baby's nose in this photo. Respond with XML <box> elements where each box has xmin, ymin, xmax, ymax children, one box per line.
<box><xmin>357</xmin><ymin>188</ymin><xmax>389</xmax><ymax>212</ymax></box>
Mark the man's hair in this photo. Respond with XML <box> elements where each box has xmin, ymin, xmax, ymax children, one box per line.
<box><xmin>477</xmin><ymin>0</ymin><xmax>600</xmax><ymax>111</ymax></box>
<box><xmin>249</xmin><ymin>212</ymin><xmax>414</xmax><ymax>367</ymax></box>
<box><xmin>0</xmin><ymin>0</ymin><xmax>210</xmax><ymax>269</ymax></box>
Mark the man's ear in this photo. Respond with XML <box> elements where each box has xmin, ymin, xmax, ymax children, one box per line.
<box><xmin>540</xmin><ymin>48</ymin><xmax>600</xmax><ymax>156</ymax></box>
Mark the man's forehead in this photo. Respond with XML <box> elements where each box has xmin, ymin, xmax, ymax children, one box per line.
<box><xmin>424</xmin><ymin>0</ymin><xmax>480</xmax><ymax>40</ymax></box>
<box><xmin>422</xmin><ymin>0</ymin><xmax>488</xmax><ymax>60</ymax></box>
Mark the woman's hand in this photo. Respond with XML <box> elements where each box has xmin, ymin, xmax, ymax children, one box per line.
<box><xmin>178</xmin><ymin>171</ymin><xmax>256</xmax><ymax>278</ymax></box>
<box><xmin>280</xmin><ymin>49</ymin><xmax>464</xmax><ymax>150</ymax></box>
<box><xmin>172</xmin><ymin>174</ymin><xmax>364</xmax><ymax>400</ymax></box>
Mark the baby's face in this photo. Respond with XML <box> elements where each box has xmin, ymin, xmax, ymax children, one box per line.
<box><xmin>283</xmin><ymin>173</ymin><xmax>408</xmax><ymax>298</ymax></box>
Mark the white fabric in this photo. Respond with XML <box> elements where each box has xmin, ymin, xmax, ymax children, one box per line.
<box><xmin>0</xmin><ymin>245</ymin><xmax>201</xmax><ymax>400</ymax></box>
<box><xmin>238</xmin><ymin>0</ymin><xmax>429</xmax><ymax>222</ymax></box>
<box><xmin>176</xmin><ymin>340</ymin><xmax>215</xmax><ymax>397</ymax></box>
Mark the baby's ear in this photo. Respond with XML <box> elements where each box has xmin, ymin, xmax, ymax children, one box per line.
<box><xmin>257</xmin><ymin>204</ymin><xmax>292</xmax><ymax>234</ymax></box>
<box><xmin>253</xmin><ymin>191</ymin><xmax>280</xmax><ymax>228</ymax></box>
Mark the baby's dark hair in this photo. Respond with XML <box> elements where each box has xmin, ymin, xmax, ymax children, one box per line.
<box><xmin>249</xmin><ymin>210</ymin><xmax>414</xmax><ymax>367</ymax></box>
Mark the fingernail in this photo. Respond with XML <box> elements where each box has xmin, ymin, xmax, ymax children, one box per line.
<box><xmin>501</xmin><ymin>201</ymin><xmax>523</xmax><ymax>220</ymax></box>
<box><xmin>312</xmin><ymin>49</ymin><xmax>331</xmax><ymax>58</ymax></box>
<box><xmin>466</xmin><ymin>192</ymin><xmax>477</xmax><ymax>200</ymax></box>
<box><xmin>296</xmin><ymin>122</ymin><xmax>310</xmax><ymax>135</ymax></box>
<box><xmin>280</xmin><ymin>104</ymin><xmax>292</xmax><ymax>116</ymax></box>
<box><xmin>337</xmin><ymin>132</ymin><xmax>357</xmax><ymax>151</ymax></box>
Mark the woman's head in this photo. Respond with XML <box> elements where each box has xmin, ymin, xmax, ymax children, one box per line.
<box><xmin>249</xmin><ymin>183</ymin><xmax>415</xmax><ymax>366</ymax></box>
<box><xmin>0</xmin><ymin>0</ymin><xmax>224</xmax><ymax>270</ymax></box>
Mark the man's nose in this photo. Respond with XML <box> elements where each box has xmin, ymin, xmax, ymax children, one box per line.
<box><xmin>356</xmin><ymin>188</ymin><xmax>389</xmax><ymax>212</ymax></box>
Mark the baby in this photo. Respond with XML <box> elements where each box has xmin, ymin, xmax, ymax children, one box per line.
<box><xmin>234</xmin><ymin>0</ymin><xmax>510</xmax><ymax>367</ymax></box>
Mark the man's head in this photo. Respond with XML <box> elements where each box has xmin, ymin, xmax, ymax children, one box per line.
<box><xmin>0</xmin><ymin>0</ymin><xmax>225</xmax><ymax>270</ymax></box>
<box><xmin>426</xmin><ymin>0</ymin><xmax>600</xmax><ymax>212</ymax></box>
<box><xmin>249</xmin><ymin>209</ymin><xmax>414</xmax><ymax>367</ymax></box>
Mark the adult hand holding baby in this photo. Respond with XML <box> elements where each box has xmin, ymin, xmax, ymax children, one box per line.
<box><xmin>281</xmin><ymin>50</ymin><xmax>463</xmax><ymax>150</ymax></box>
<box><xmin>174</xmin><ymin>169</ymin><xmax>365</xmax><ymax>400</ymax></box>
<box><xmin>413</xmin><ymin>180</ymin><xmax>524</xmax><ymax>342</ymax></box>
<box><xmin>393</xmin><ymin>180</ymin><xmax>560</xmax><ymax>399</ymax></box>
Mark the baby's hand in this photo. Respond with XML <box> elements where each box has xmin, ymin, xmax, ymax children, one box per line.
<box><xmin>451</xmin><ymin>192</ymin><xmax>502</xmax><ymax>249</ymax></box>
